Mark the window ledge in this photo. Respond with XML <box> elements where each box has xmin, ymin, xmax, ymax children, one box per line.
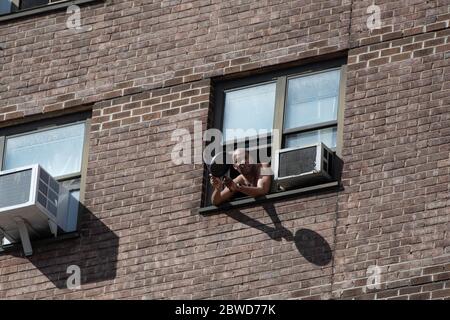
<box><xmin>0</xmin><ymin>0</ymin><xmax>102</xmax><ymax>23</ymax></box>
<box><xmin>199</xmin><ymin>181</ymin><xmax>341</xmax><ymax>215</ymax></box>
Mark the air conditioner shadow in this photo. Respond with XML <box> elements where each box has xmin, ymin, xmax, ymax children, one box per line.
<box><xmin>8</xmin><ymin>202</ymin><xmax>119</xmax><ymax>290</ymax></box>
<box><xmin>226</xmin><ymin>203</ymin><xmax>332</xmax><ymax>266</ymax></box>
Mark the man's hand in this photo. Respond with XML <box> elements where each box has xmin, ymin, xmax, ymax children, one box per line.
<box><xmin>209</xmin><ymin>174</ymin><xmax>223</xmax><ymax>191</ymax></box>
<box><xmin>223</xmin><ymin>176</ymin><xmax>241</xmax><ymax>192</ymax></box>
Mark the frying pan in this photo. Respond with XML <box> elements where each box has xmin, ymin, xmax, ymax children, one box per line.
<box><xmin>208</xmin><ymin>152</ymin><xmax>231</xmax><ymax>177</ymax></box>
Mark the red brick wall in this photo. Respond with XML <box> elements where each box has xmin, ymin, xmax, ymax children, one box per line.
<box><xmin>0</xmin><ymin>0</ymin><xmax>449</xmax><ymax>299</ymax></box>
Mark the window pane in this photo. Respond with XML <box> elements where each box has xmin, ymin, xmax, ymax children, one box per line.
<box><xmin>20</xmin><ymin>0</ymin><xmax>49</xmax><ymax>10</ymax></box>
<box><xmin>222</xmin><ymin>82</ymin><xmax>276</xmax><ymax>142</ymax></box>
<box><xmin>4</xmin><ymin>123</ymin><xmax>86</xmax><ymax>178</ymax></box>
<box><xmin>285</xmin><ymin>127</ymin><xmax>337</xmax><ymax>149</ymax></box>
<box><xmin>284</xmin><ymin>69</ymin><xmax>340</xmax><ymax>130</ymax></box>
<box><xmin>0</xmin><ymin>1</ymin><xmax>12</xmax><ymax>15</ymax></box>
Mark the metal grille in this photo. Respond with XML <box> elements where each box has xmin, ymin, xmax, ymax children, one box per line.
<box><xmin>278</xmin><ymin>146</ymin><xmax>317</xmax><ymax>177</ymax></box>
<box><xmin>38</xmin><ymin>168</ymin><xmax>60</xmax><ymax>217</ymax></box>
<box><xmin>0</xmin><ymin>169</ymin><xmax>32</xmax><ymax>208</ymax></box>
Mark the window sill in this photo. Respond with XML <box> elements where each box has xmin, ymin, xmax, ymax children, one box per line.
<box><xmin>0</xmin><ymin>0</ymin><xmax>102</xmax><ymax>23</ymax></box>
<box><xmin>199</xmin><ymin>181</ymin><xmax>341</xmax><ymax>215</ymax></box>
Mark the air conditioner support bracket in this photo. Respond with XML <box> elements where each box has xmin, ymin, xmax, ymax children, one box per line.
<box><xmin>14</xmin><ymin>218</ymin><xmax>33</xmax><ymax>257</ymax></box>
<box><xmin>48</xmin><ymin>220</ymin><xmax>58</xmax><ymax>237</ymax></box>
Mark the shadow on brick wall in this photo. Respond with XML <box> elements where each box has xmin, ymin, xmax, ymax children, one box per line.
<box><xmin>9</xmin><ymin>203</ymin><xmax>119</xmax><ymax>290</ymax></box>
<box><xmin>294</xmin><ymin>229</ymin><xmax>332</xmax><ymax>266</ymax></box>
<box><xmin>227</xmin><ymin>203</ymin><xmax>332</xmax><ymax>266</ymax></box>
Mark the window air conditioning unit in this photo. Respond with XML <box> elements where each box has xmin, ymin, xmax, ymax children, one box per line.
<box><xmin>274</xmin><ymin>143</ymin><xmax>337</xmax><ymax>191</ymax></box>
<box><xmin>0</xmin><ymin>164</ymin><xmax>76</xmax><ymax>256</ymax></box>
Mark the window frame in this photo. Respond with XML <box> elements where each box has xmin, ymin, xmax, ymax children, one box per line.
<box><xmin>205</xmin><ymin>58</ymin><xmax>347</xmax><ymax>207</ymax></box>
<box><xmin>221</xmin><ymin>79</ymin><xmax>278</xmax><ymax>145</ymax></box>
<box><xmin>214</xmin><ymin>59</ymin><xmax>346</xmax><ymax>158</ymax></box>
<box><xmin>0</xmin><ymin>111</ymin><xmax>91</xmax><ymax>204</ymax></box>
<box><xmin>281</xmin><ymin>67</ymin><xmax>343</xmax><ymax>148</ymax></box>
<box><xmin>0</xmin><ymin>0</ymin><xmax>101</xmax><ymax>22</ymax></box>
<box><xmin>275</xmin><ymin>65</ymin><xmax>346</xmax><ymax>158</ymax></box>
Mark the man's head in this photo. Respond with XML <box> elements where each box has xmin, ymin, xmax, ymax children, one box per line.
<box><xmin>232</xmin><ymin>148</ymin><xmax>256</xmax><ymax>176</ymax></box>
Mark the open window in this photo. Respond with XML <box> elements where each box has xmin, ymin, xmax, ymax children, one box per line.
<box><xmin>204</xmin><ymin>58</ymin><xmax>346</xmax><ymax>207</ymax></box>
<box><xmin>0</xmin><ymin>112</ymin><xmax>90</xmax><ymax>255</ymax></box>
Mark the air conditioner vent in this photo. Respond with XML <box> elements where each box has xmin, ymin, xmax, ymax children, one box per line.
<box><xmin>37</xmin><ymin>190</ymin><xmax>47</xmax><ymax>208</ymax></box>
<box><xmin>37</xmin><ymin>168</ymin><xmax>60</xmax><ymax>217</ymax></box>
<box><xmin>0</xmin><ymin>169</ymin><xmax>32</xmax><ymax>208</ymax></box>
<box><xmin>278</xmin><ymin>146</ymin><xmax>317</xmax><ymax>177</ymax></box>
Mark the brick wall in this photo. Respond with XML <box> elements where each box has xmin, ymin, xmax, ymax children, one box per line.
<box><xmin>0</xmin><ymin>0</ymin><xmax>351</xmax><ymax>118</ymax></box>
<box><xmin>0</xmin><ymin>0</ymin><xmax>449</xmax><ymax>299</ymax></box>
<box><xmin>336</xmin><ymin>27</ymin><xmax>450</xmax><ymax>299</ymax></box>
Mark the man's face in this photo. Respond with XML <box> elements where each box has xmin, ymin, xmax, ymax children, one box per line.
<box><xmin>233</xmin><ymin>150</ymin><xmax>253</xmax><ymax>175</ymax></box>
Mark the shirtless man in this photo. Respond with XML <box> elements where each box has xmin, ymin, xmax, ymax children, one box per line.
<box><xmin>209</xmin><ymin>148</ymin><xmax>271</xmax><ymax>206</ymax></box>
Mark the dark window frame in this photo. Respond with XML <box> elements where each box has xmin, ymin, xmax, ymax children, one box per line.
<box><xmin>203</xmin><ymin>58</ymin><xmax>347</xmax><ymax>208</ymax></box>
<box><xmin>0</xmin><ymin>0</ymin><xmax>101</xmax><ymax>22</ymax></box>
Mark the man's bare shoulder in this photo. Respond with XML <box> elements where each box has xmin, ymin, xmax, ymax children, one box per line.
<box><xmin>260</xmin><ymin>162</ymin><xmax>272</xmax><ymax>176</ymax></box>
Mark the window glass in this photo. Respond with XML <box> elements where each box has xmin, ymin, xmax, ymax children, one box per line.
<box><xmin>20</xmin><ymin>0</ymin><xmax>49</xmax><ymax>10</ymax></box>
<box><xmin>285</xmin><ymin>127</ymin><xmax>337</xmax><ymax>149</ymax></box>
<box><xmin>3</xmin><ymin>123</ymin><xmax>85</xmax><ymax>178</ymax></box>
<box><xmin>0</xmin><ymin>0</ymin><xmax>13</xmax><ymax>15</ymax></box>
<box><xmin>222</xmin><ymin>82</ymin><xmax>276</xmax><ymax>143</ymax></box>
<box><xmin>284</xmin><ymin>69</ymin><xmax>340</xmax><ymax>130</ymax></box>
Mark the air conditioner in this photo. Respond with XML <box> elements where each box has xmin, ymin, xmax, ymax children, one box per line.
<box><xmin>0</xmin><ymin>164</ymin><xmax>77</xmax><ymax>256</ymax></box>
<box><xmin>274</xmin><ymin>143</ymin><xmax>337</xmax><ymax>191</ymax></box>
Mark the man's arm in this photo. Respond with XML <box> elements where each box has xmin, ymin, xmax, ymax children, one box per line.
<box><xmin>211</xmin><ymin>175</ymin><xmax>243</xmax><ymax>206</ymax></box>
<box><xmin>236</xmin><ymin>174</ymin><xmax>271</xmax><ymax>198</ymax></box>
<box><xmin>235</xmin><ymin>163</ymin><xmax>272</xmax><ymax>198</ymax></box>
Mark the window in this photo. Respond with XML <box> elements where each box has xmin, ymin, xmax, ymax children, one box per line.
<box><xmin>0</xmin><ymin>0</ymin><xmax>58</xmax><ymax>15</ymax></box>
<box><xmin>0</xmin><ymin>0</ymin><xmax>99</xmax><ymax>21</ymax></box>
<box><xmin>284</xmin><ymin>69</ymin><xmax>341</xmax><ymax>149</ymax></box>
<box><xmin>0</xmin><ymin>112</ymin><xmax>90</xmax><ymax>244</ymax></box>
<box><xmin>0</xmin><ymin>1</ymin><xmax>15</xmax><ymax>15</ymax></box>
<box><xmin>206</xmin><ymin>58</ymin><xmax>346</xmax><ymax>205</ymax></box>
<box><xmin>3</xmin><ymin>122</ymin><xmax>86</xmax><ymax>178</ymax></box>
